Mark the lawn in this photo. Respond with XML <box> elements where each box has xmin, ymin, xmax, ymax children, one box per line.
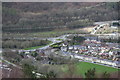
<box><xmin>75</xmin><ymin>62</ymin><xmax>119</xmax><ymax>77</ymax></box>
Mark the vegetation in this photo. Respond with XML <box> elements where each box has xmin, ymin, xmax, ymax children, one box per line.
<box><xmin>22</xmin><ymin>63</ymin><xmax>56</xmax><ymax>78</ymax></box>
<box><xmin>24</xmin><ymin>46</ymin><xmax>45</xmax><ymax>50</ymax></box>
<box><xmin>2</xmin><ymin>2</ymin><xmax>119</xmax><ymax>33</ymax></box>
<box><xmin>3</xmin><ymin>49</ymin><xmax>119</xmax><ymax>78</ymax></box>
<box><xmin>61</xmin><ymin>62</ymin><xmax>119</xmax><ymax>78</ymax></box>
<box><xmin>68</xmin><ymin>36</ymin><xmax>86</xmax><ymax>45</ymax></box>
<box><xmin>2</xmin><ymin>50</ymin><xmax>22</xmax><ymax>65</ymax></box>
<box><xmin>22</xmin><ymin>63</ymin><xmax>36</xmax><ymax>78</ymax></box>
<box><xmin>31</xmin><ymin>52</ymin><xmax>38</xmax><ymax>57</ymax></box>
<box><xmin>50</xmin><ymin>42</ymin><xmax>63</xmax><ymax>49</ymax></box>
<box><xmin>75</xmin><ymin>62</ymin><xmax>119</xmax><ymax>77</ymax></box>
<box><xmin>3</xmin><ymin>29</ymin><xmax>89</xmax><ymax>39</ymax></box>
<box><xmin>2</xmin><ymin>2</ymin><xmax>120</xmax><ymax>78</ymax></box>
<box><xmin>24</xmin><ymin>41</ymin><xmax>52</xmax><ymax>50</ymax></box>
<box><xmin>46</xmin><ymin>71</ymin><xmax>57</xmax><ymax>78</ymax></box>
<box><xmin>56</xmin><ymin>39</ymin><xmax>63</xmax><ymax>41</ymax></box>
<box><xmin>85</xmin><ymin>68</ymin><xmax>96</xmax><ymax>78</ymax></box>
<box><xmin>101</xmin><ymin>38</ymin><xmax>120</xmax><ymax>43</ymax></box>
<box><xmin>101</xmin><ymin>71</ymin><xmax>110</xmax><ymax>78</ymax></box>
<box><xmin>2</xmin><ymin>39</ymin><xmax>52</xmax><ymax>49</ymax></box>
<box><xmin>2</xmin><ymin>7</ymin><xmax>20</xmax><ymax>25</ymax></box>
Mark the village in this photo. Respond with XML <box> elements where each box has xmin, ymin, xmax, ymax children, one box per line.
<box><xmin>16</xmin><ymin>33</ymin><xmax>120</xmax><ymax>69</ymax></box>
<box><xmin>1</xmin><ymin>20</ymin><xmax>120</xmax><ymax>78</ymax></box>
<box><xmin>61</xmin><ymin>38</ymin><xmax>120</xmax><ymax>68</ymax></box>
<box><xmin>1</xmin><ymin>2</ymin><xmax>120</xmax><ymax>78</ymax></box>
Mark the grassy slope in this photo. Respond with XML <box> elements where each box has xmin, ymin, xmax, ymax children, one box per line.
<box><xmin>3</xmin><ymin>28</ymin><xmax>88</xmax><ymax>38</ymax></box>
<box><xmin>75</xmin><ymin>62</ymin><xmax>119</xmax><ymax>77</ymax></box>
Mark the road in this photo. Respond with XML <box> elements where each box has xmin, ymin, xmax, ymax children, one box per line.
<box><xmin>94</xmin><ymin>20</ymin><xmax>119</xmax><ymax>25</ymax></box>
<box><xmin>91</xmin><ymin>23</ymin><xmax>108</xmax><ymax>34</ymax></box>
<box><xmin>91</xmin><ymin>20</ymin><xmax>119</xmax><ymax>34</ymax></box>
<box><xmin>18</xmin><ymin>31</ymin><xmax>119</xmax><ymax>52</ymax></box>
<box><xmin>2</xmin><ymin>20</ymin><xmax>120</xmax><ymax>69</ymax></box>
<box><xmin>22</xmin><ymin>34</ymin><xmax>71</xmax><ymax>51</ymax></box>
<box><xmin>1</xmin><ymin>57</ymin><xmax>21</xmax><ymax>69</ymax></box>
<box><xmin>0</xmin><ymin>56</ymin><xmax>22</xmax><ymax>78</ymax></box>
<box><xmin>61</xmin><ymin>51</ymin><xmax>119</xmax><ymax>69</ymax></box>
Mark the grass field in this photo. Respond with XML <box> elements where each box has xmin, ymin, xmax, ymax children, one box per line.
<box><xmin>62</xmin><ymin>62</ymin><xmax>119</xmax><ymax>77</ymax></box>
<box><xmin>75</xmin><ymin>62</ymin><xmax>119</xmax><ymax>77</ymax></box>
<box><xmin>3</xmin><ymin>28</ymin><xmax>89</xmax><ymax>38</ymax></box>
<box><xmin>24</xmin><ymin>41</ymin><xmax>52</xmax><ymax>50</ymax></box>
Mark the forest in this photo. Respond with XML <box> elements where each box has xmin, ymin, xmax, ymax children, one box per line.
<box><xmin>2</xmin><ymin>2</ymin><xmax>119</xmax><ymax>33</ymax></box>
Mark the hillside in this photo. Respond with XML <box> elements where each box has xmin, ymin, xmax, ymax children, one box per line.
<box><xmin>2</xmin><ymin>2</ymin><xmax>119</xmax><ymax>33</ymax></box>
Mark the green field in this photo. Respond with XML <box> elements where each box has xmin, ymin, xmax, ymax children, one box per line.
<box><xmin>3</xmin><ymin>28</ymin><xmax>89</xmax><ymax>39</ymax></box>
<box><xmin>62</xmin><ymin>62</ymin><xmax>119</xmax><ymax>77</ymax></box>
<box><xmin>24</xmin><ymin>41</ymin><xmax>52</xmax><ymax>50</ymax></box>
<box><xmin>75</xmin><ymin>62</ymin><xmax>119</xmax><ymax>77</ymax></box>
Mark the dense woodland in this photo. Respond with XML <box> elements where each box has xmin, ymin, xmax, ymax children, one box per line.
<box><xmin>2</xmin><ymin>2</ymin><xmax>119</xmax><ymax>33</ymax></box>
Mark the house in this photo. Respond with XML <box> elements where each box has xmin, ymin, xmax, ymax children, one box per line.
<box><xmin>69</xmin><ymin>46</ymin><xmax>73</xmax><ymax>50</ymax></box>
<box><xmin>61</xmin><ymin>47</ymin><xmax>67</xmax><ymax>52</ymax></box>
<box><xmin>74</xmin><ymin>55</ymin><xmax>84</xmax><ymax>60</ymax></box>
<box><xmin>113</xmin><ymin>61</ymin><xmax>120</xmax><ymax>67</ymax></box>
<box><xmin>109</xmin><ymin>51</ymin><xmax>113</xmax><ymax>56</ymax></box>
<box><xmin>62</xmin><ymin>43</ymin><xmax>68</xmax><ymax>47</ymax></box>
<box><xmin>25</xmin><ymin>51</ymin><xmax>30</xmax><ymax>54</ymax></box>
<box><xmin>95</xmin><ymin>59</ymin><xmax>101</xmax><ymax>63</ymax></box>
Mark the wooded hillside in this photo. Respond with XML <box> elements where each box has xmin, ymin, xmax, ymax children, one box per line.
<box><xmin>2</xmin><ymin>2</ymin><xmax>119</xmax><ymax>33</ymax></box>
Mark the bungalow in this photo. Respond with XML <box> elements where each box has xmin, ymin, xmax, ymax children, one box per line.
<box><xmin>74</xmin><ymin>55</ymin><xmax>84</xmax><ymax>59</ymax></box>
<box><xmin>62</xmin><ymin>43</ymin><xmax>67</xmax><ymax>47</ymax></box>
<box><xmin>74</xmin><ymin>50</ymin><xmax>79</xmax><ymax>54</ymax></box>
<box><xmin>84</xmin><ymin>57</ymin><xmax>93</xmax><ymax>62</ymax></box>
<box><xmin>25</xmin><ymin>51</ymin><xmax>30</xmax><ymax>54</ymax></box>
<box><xmin>95</xmin><ymin>59</ymin><xmax>101</xmax><ymax>63</ymax></box>
<box><xmin>113</xmin><ymin>61</ymin><xmax>120</xmax><ymax>67</ymax></box>
<box><xmin>109</xmin><ymin>51</ymin><xmax>113</xmax><ymax>56</ymax></box>
<box><xmin>69</xmin><ymin>46</ymin><xmax>74</xmax><ymax>50</ymax></box>
<box><xmin>104</xmin><ymin>60</ymin><xmax>113</xmax><ymax>66</ymax></box>
<box><xmin>100</xmin><ymin>60</ymin><xmax>106</xmax><ymax>64</ymax></box>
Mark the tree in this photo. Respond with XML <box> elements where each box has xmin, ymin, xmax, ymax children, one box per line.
<box><xmin>67</xmin><ymin>64</ymin><xmax>76</xmax><ymax>77</ymax></box>
<box><xmin>101</xmin><ymin>71</ymin><xmax>110</xmax><ymax>78</ymax></box>
<box><xmin>22</xmin><ymin>63</ymin><xmax>36</xmax><ymax>78</ymax></box>
<box><xmin>20</xmin><ymin>52</ymin><xmax>25</xmax><ymax>58</ymax></box>
<box><xmin>85</xmin><ymin>68</ymin><xmax>96</xmax><ymax>78</ymax></box>
<box><xmin>31</xmin><ymin>52</ymin><xmax>38</xmax><ymax>57</ymax></box>
<box><xmin>46</xmin><ymin>71</ymin><xmax>56</xmax><ymax>78</ymax></box>
<box><xmin>70</xmin><ymin>36</ymin><xmax>85</xmax><ymax>45</ymax></box>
